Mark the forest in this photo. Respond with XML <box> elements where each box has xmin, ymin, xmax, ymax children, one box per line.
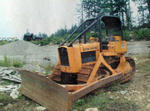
<box><xmin>32</xmin><ymin>0</ymin><xmax>150</xmax><ymax>46</ymax></box>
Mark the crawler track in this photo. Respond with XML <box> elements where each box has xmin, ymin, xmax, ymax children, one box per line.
<box><xmin>51</xmin><ymin>57</ymin><xmax>135</xmax><ymax>84</ymax></box>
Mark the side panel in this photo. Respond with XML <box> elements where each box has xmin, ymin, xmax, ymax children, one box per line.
<box><xmin>59</xmin><ymin>42</ymin><xmax>100</xmax><ymax>73</ymax></box>
<box><xmin>60</xmin><ymin>46</ymin><xmax>82</xmax><ymax>73</ymax></box>
<box><xmin>81</xmin><ymin>51</ymin><xmax>96</xmax><ymax>63</ymax></box>
<box><xmin>102</xmin><ymin>41</ymin><xmax>127</xmax><ymax>55</ymax></box>
<box><xmin>19</xmin><ymin>70</ymin><xmax>72</xmax><ymax>111</ymax></box>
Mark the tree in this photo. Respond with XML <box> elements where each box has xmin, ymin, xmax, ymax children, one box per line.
<box><xmin>133</xmin><ymin>0</ymin><xmax>150</xmax><ymax>25</ymax></box>
<box><xmin>81</xmin><ymin>0</ymin><xmax>132</xmax><ymax>29</ymax></box>
<box><xmin>146</xmin><ymin>0</ymin><xmax>150</xmax><ymax>17</ymax></box>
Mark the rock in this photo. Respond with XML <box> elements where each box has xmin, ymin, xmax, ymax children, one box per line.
<box><xmin>109</xmin><ymin>96</ymin><xmax>113</xmax><ymax>100</ymax></box>
<box><xmin>85</xmin><ymin>108</ymin><xmax>99</xmax><ymax>111</ymax></box>
<box><xmin>10</xmin><ymin>88</ymin><xmax>20</xmax><ymax>99</ymax></box>
<box><xmin>0</xmin><ymin>103</ymin><xmax>4</xmax><ymax>106</ymax></box>
<box><xmin>2</xmin><ymin>70</ymin><xmax>14</xmax><ymax>74</ymax></box>
<box><xmin>116</xmin><ymin>96</ymin><xmax>120</xmax><ymax>99</ymax></box>
<box><xmin>130</xmin><ymin>39</ymin><xmax>134</xmax><ymax>42</ymax></box>
<box><xmin>144</xmin><ymin>74</ymin><xmax>150</xmax><ymax>78</ymax></box>
<box><xmin>138</xmin><ymin>96</ymin><xmax>143</xmax><ymax>100</ymax></box>
<box><xmin>0</xmin><ymin>84</ymin><xmax>19</xmax><ymax>93</ymax></box>
<box><xmin>120</xmin><ymin>90</ymin><xmax>127</xmax><ymax>95</ymax></box>
<box><xmin>72</xmin><ymin>110</ymin><xmax>78</xmax><ymax>111</ymax></box>
<box><xmin>4</xmin><ymin>103</ymin><xmax>13</xmax><ymax>110</ymax></box>
<box><xmin>35</xmin><ymin>106</ymin><xmax>46</xmax><ymax>111</ymax></box>
<box><xmin>146</xmin><ymin>104</ymin><xmax>150</xmax><ymax>109</ymax></box>
<box><xmin>0</xmin><ymin>67</ymin><xmax>7</xmax><ymax>72</ymax></box>
<box><xmin>0</xmin><ymin>68</ymin><xmax>21</xmax><ymax>83</ymax></box>
<box><xmin>127</xmin><ymin>97</ymin><xmax>131</xmax><ymax>101</ymax></box>
<box><xmin>108</xmin><ymin>91</ymin><xmax>111</xmax><ymax>94</ymax></box>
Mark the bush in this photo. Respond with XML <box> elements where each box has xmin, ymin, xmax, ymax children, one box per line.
<box><xmin>133</xmin><ymin>29</ymin><xmax>150</xmax><ymax>40</ymax></box>
<box><xmin>32</xmin><ymin>38</ymin><xmax>51</xmax><ymax>46</ymax></box>
<box><xmin>31</xmin><ymin>28</ymin><xmax>150</xmax><ymax>46</ymax></box>
<box><xmin>123</xmin><ymin>30</ymin><xmax>132</xmax><ymax>41</ymax></box>
<box><xmin>32</xmin><ymin>36</ymin><xmax>65</xmax><ymax>46</ymax></box>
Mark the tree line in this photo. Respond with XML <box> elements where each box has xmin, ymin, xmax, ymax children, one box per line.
<box><xmin>80</xmin><ymin>0</ymin><xmax>150</xmax><ymax>28</ymax></box>
<box><xmin>51</xmin><ymin>0</ymin><xmax>150</xmax><ymax>39</ymax></box>
<box><xmin>31</xmin><ymin>0</ymin><xmax>150</xmax><ymax>46</ymax></box>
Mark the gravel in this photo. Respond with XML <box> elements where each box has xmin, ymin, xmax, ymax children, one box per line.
<box><xmin>127</xmin><ymin>41</ymin><xmax>150</xmax><ymax>55</ymax></box>
<box><xmin>0</xmin><ymin>40</ymin><xmax>58</xmax><ymax>66</ymax></box>
<box><xmin>0</xmin><ymin>40</ymin><xmax>149</xmax><ymax>66</ymax></box>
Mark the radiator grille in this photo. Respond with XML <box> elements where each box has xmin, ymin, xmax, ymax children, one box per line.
<box><xmin>58</xmin><ymin>48</ymin><xmax>69</xmax><ymax>66</ymax></box>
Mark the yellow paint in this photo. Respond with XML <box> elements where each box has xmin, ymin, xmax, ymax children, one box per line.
<box><xmin>58</xmin><ymin>36</ymin><xmax>127</xmax><ymax>73</ymax></box>
<box><xmin>116</xmin><ymin>56</ymin><xmax>132</xmax><ymax>74</ymax></box>
<box><xmin>50</xmin><ymin>36</ymin><xmax>132</xmax><ymax>91</ymax></box>
<box><xmin>60</xmin><ymin>42</ymin><xmax>100</xmax><ymax>73</ymax></box>
<box><xmin>113</xmin><ymin>36</ymin><xmax>122</xmax><ymax>41</ymax></box>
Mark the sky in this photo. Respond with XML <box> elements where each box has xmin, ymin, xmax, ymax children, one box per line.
<box><xmin>0</xmin><ymin>0</ymin><xmax>137</xmax><ymax>39</ymax></box>
<box><xmin>0</xmin><ymin>0</ymin><xmax>80</xmax><ymax>39</ymax></box>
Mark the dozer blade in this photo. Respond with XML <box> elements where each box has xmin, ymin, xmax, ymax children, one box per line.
<box><xmin>19</xmin><ymin>70</ymin><xmax>72</xmax><ymax>111</ymax></box>
<box><xmin>19</xmin><ymin>70</ymin><xmax>123</xmax><ymax>111</ymax></box>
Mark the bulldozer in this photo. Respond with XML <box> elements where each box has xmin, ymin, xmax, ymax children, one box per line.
<box><xmin>19</xmin><ymin>15</ymin><xmax>135</xmax><ymax>111</ymax></box>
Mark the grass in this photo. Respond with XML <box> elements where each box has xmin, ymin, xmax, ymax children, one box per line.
<box><xmin>0</xmin><ymin>40</ymin><xmax>11</xmax><ymax>45</ymax></box>
<box><xmin>0</xmin><ymin>40</ymin><xmax>18</xmax><ymax>46</ymax></box>
<box><xmin>0</xmin><ymin>56</ymin><xmax>24</xmax><ymax>68</ymax></box>
<box><xmin>72</xmin><ymin>83</ymin><xmax>135</xmax><ymax>111</ymax></box>
<box><xmin>72</xmin><ymin>90</ymin><xmax>139</xmax><ymax>111</ymax></box>
<box><xmin>72</xmin><ymin>54</ymin><xmax>150</xmax><ymax>111</ymax></box>
<box><xmin>0</xmin><ymin>92</ymin><xmax>16</xmax><ymax>106</ymax></box>
<box><xmin>131</xmin><ymin>54</ymin><xmax>150</xmax><ymax>73</ymax></box>
<box><xmin>105</xmin><ymin>82</ymin><xmax>129</xmax><ymax>92</ymax></box>
<box><xmin>39</xmin><ymin>64</ymin><xmax>55</xmax><ymax>75</ymax></box>
<box><xmin>0</xmin><ymin>53</ymin><xmax>149</xmax><ymax>111</ymax></box>
<box><xmin>0</xmin><ymin>92</ymin><xmax>37</xmax><ymax>111</ymax></box>
<box><xmin>0</xmin><ymin>56</ymin><xmax>11</xmax><ymax>67</ymax></box>
<box><xmin>0</xmin><ymin>80</ymin><xmax>13</xmax><ymax>85</ymax></box>
<box><xmin>12</xmin><ymin>60</ymin><xmax>24</xmax><ymax>68</ymax></box>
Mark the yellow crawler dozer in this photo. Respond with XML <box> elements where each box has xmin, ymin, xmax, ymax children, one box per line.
<box><xmin>19</xmin><ymin>15</ymin><xmax>135</xmax><ymax>111</ymax></box>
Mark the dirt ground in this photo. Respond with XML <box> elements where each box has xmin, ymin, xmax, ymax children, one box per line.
<box><xmin>0</xmin><ymin>41</ymin><xmax>150</xmax><ymax>111</ymax></box>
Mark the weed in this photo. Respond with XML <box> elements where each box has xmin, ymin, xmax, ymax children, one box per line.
<box><xmin>134</xmin><ymin>54</ymin><xmax>150</xmax><ymax>72</ymax></box>
<box><xmin>72</xmin><ymin>90</ymin><xmax>139</xmax><ymax>111</ymax></box>
<box><xmin>0</xmin><ymin>40</ymin><xmax>11</xmax><ymax>45</ymax></box>
<box><xmin>0</xmin><ymin>92</ymin><xmax>37</xmax><ymax>111</ymax></box>
<box><xmin>0</xmin><ymin>56</ymin><xmax>11</xmax><ymax>67</ymax></box>
<box><xmin>17</xmin><ymin>94</ymin><xmax>25</xmax><ymax>100</ymax></box>
<box><xmin>0</xmin><ymin>80</ymin><xmax>12</xmax><ymax>85</ymax></box>
<box><xmin>12</xmin><ymin>60</ymin><xmax>24</xmax><ymax>68</ymax></box>
<box><xmin>104</xmin><ymin>82</ymin><xmax>129</xmax><ymax>92</ymax></box>
<box><xmin>39</xmin><ymin>64</ymin><xmax>55</xmax><ymax>75</ymax></box>
<box><xmin>0</xmin><ymin>56</ymin><xmax>24</xmax><ymax>68</ymax></box>
<box><xmin>0</xmin><ymin>92</ymin><xmax>15</xmax><ymax>105</ymax></box>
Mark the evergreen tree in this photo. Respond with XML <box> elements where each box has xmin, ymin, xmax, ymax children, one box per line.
<box><xmin>81</xmin><ymin>0</ymin><xmax>132</xmax><ymax>29</ymax></box>
<box><xmin>133</xmin><ymin>0</ymin><xmax>150</xmax><ymax>25</ymax></box>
